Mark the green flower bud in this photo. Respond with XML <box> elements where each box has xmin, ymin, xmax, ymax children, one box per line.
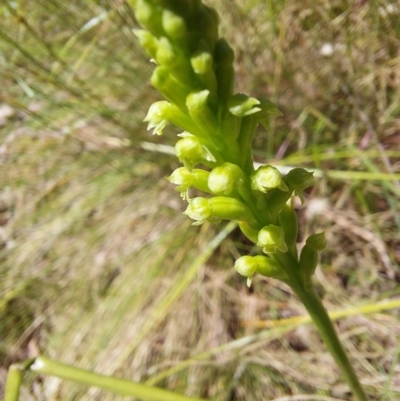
<box><xmin>251</xmin><ymin>165</ymin><xmax>288</xmax><ymax>193</ymax></box>
<box><xmin>167</xmin><ymin>167</ymin><xmax>210</xmax><ymax>194</ymax></box>
<box><xmin>190</xmin><ymin>47</ymin><xmax>218</xmax><ymax>99</ymax></box>
<box><xmin>284</xmin><ymin>168</ymin><xmax>314</xmax><ymax>204</ymax></box>
<box><xmin>167</xmin><ymin>167</ymin><xmax>192</xmax><ymax>191</ymax></box>
<box><xmin>183</xmin><ymin>197</ymin><xmax>212</xmax><ymax>225</ymax></box>
<box><xmin>156</xmin><ymin>36</ymin><xmax>177</xmax><ymax>66</ymax></box>
<box><xmin>186</xmin><ymin>90</ymin><xmax>219</xmax><ymax>135</ymax></box>
<box><xmin>151</xmin><ymin>66</ymin><xmax>191</xmax><ymax>110</ymax></box>
<box><xmin>306</xmin><ymin>232</ymin><xmax>327</xmax><ymax>251</ymax></box>
<box><xmin>133</xmin><ymin>29</ymin><xmax>158</xmax><ymax>59</ymax></box>
<box><xmin>134</xmin><ymin>0</ymin><xmax>163</xmax><ymax>37</ymax></box>
<box><xmin>162</xmin><ymin>9</ymin><xmax>188</xmax><ymax>40</ymax></box>
<box><xmin>214</xmin><ymin>38</ymin><xmax>235</xmax><ymax>105</ymax></box>
<box><xmin>183</xmin><ymin>196</ymin><xmax>254</xmax><ymax>225</ymax></box>
<box><xmin>235</xmin><ymin>255</ymin><xmax>288</xmax><ymax>287</ymax></box>
<box><xmin>191</xmin><ymin>50</ymin><xmax>213</xmax><ymax>74</ymax></box>
<box><xmin>234</xmin><ymin>255</ymin><xmax>258</xmax><ymax>287</ymax></box>
<box><xmin>155</xmin><ymin>37</ymin><xmax>197</xmax><ymax>87</ymax></box>
<box><xmin>208</xmin><ymin>162</ymin><xmax>245</xmax><ymax>196</ymax></box>
<box><xmin>278</xmin><ymin>203</ymin><xmax>298</xmax><ymax>258</ymax></box>
<box><xmin>143</xmin><ymin>101</ymin><xmax>172</xmax><ymax>135</ymax></box>
<box><xmin>143</xmin><ymin>101</ymin><xmax>209</xmax><ymax>139</ymax></box>
<box><xmin>228</xmin><ymin>93</ymin><xmax>261</xmax><ymax>117</ymax></box>
<box><xmin>258</xmin><ymin>225</ymin><xmax>288</xmax><ymax>254</ymax></box>
<box><xmin>175</xmin><ymin>134</ymin><xmax>217</xmax><ymax>169</ymax></box>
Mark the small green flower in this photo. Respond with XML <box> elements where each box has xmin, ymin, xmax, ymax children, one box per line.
<box><xmin>183</xmin><ymin>197</ymin><xmax>212</xmax><ymax>225</ymax></box>
<box><xmin>186</xmin><ymin>90</ymin><xmax>219</xmax><ymax>135</ymax></box>
<box><xmin>143</xmin><ymin>101</ymin><xmax>172</xmax><ymax>135</ymax></box>
<box><xmin>156</xmin><ymin>36</ymin><xmax>178</xmax><ymax>67</ymax></box>
<box><xmin>133</xmin><ymin>0</ymin><xmax>163</xmax><ymax>37</ymax></box>
<box><xmin>234</xmin><ymin>255</ymin><xmax>258</xmax><ymax>287</ymax></box>
<box><xmin>175</xmin><ymin>133</ymin><xmax>217</xmax><ymax>169</ymax></box>
<box><xmin>133</xmin><ymin>29</ymin><xmax>158</xmax><ymax>59</ymax></box>
<box><xmin>190</xmin><ymin>49</ymin><xmax>213</xmax><ymax>74</ymax></box>
<box><xmin>208</xmin><ymin>162</ymin><xmax>245</xmax><ymax>196</ymax></box>
<box><xmin>151</xmin><ymin>66</ymin><xmax>191</xmax><ymax>110</ymax></box>
<box><xmin>257</xmin><ymin>225</ymin><xmax>288</xmax><ymax>254</ymax></box>
<box><xmin>183</xmin><ymin>196</ymin><xmax>253</xmax><ymax>225</ymax></box>
<box><xmin>162</xmin><ymin>9</ymin><xmax>188</xmax><ymax>40</ymax></box>
<box><xmin>167</xmin><ymin>167</ymin><xmax>210</xmax><ymax>198</ymax></box>
<box><xmin>251</xmin><ymin>165</ymin><xmax>288</xmax><ymax>193</ymax></box>
<box><xmin>235</xmin><ymin>254</ymin><xmax>288</xmax><ymax>287</ymax></box>
<box><xmin>190</xmin><ymin>46</ymin><xmax>218</xmax><ymax>94</ymax></box>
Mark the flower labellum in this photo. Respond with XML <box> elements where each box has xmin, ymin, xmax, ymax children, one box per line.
<box><xmin>143</xmin><ymin>101</ymin><xmax>172</xmax><ymax>135</ymax></box>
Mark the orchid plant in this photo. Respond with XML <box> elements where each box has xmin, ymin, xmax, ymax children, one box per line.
<box><xmin>5</xmin><ymin>1</ymin><xmax>370</xmax><ymax>400</ymax></box>
<box><xmin>133</xmin><ymin>0</ymin><xmax>369</xmax><ymax>400</ymax></box>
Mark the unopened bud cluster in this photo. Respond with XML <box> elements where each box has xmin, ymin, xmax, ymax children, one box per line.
<box><xmin>133</xmin><ymin>0</ymin><xmax>326</xmax><ymax>287</ymax></box>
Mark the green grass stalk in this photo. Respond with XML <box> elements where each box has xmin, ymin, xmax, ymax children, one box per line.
<box><xmin>5</xmin><ymin>357</ymin><xmax>208</xmax><ymax>401</ymax></box>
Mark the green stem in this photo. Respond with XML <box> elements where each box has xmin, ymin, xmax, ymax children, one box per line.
<box><xmin>291</xmin><ymin>282</ymin><xmax>369</xmax><ymax>401</ymax></box>
<box><xmin>273</xmin><ymin>252</ymin><xmax>369</xmax><ymax>401</ymax></box>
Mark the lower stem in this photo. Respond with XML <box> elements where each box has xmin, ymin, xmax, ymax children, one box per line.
<box><xmin>290</xmin><ymin>282</ymin><xmax>369</xmax><ymax>401</ymax></box>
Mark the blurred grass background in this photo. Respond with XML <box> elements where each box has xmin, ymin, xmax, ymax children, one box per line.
<box><xmin>1</xmin><ymin>0</ymin><xmax>400</xmax><ymax>400</ymax></box>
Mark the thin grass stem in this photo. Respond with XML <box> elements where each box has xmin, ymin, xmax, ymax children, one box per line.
<box><xmin>6</xmin><ymin>352</ymin><xmax>208</xmax><ymax>401</ymax></box>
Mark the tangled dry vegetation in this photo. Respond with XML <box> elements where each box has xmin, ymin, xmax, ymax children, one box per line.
<box><xmin>1</xmin><ymin>0</ymin><xmax>400</xmax><ymax>400</ymax></box>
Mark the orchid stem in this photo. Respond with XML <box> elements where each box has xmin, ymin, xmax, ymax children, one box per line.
<box><xmin>290</xmin><ymin>281</ymin><xmax>369</xmax><ymax>401</ymax></box>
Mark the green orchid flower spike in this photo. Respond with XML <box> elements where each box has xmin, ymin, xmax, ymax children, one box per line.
<box><xmin>131</xmin><ymin>1</ymin><xmax>370</xmax><ymax>400</ymax></box>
